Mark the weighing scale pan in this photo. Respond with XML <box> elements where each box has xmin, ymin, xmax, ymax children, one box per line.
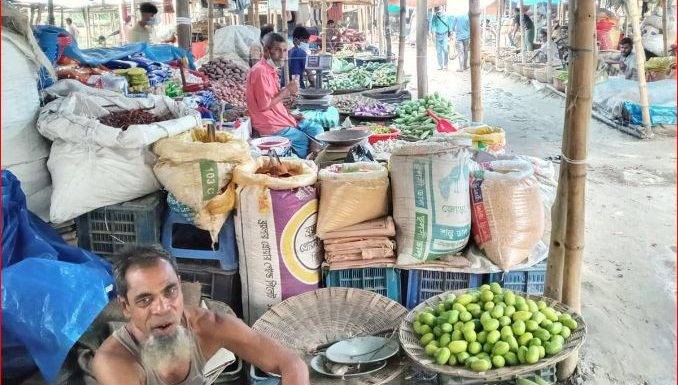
<box><xmin>299</xmin><ymin>88</ymin><xmax>333</xmax><ymax>99</ymax></box>
<box><xmin>315</xmin><ymin>130</ymin><xmax>370</xmax><ymax>146</ymax></box>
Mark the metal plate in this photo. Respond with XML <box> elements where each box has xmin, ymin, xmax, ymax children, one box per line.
<box><xmin>311</xmin><ymin>353</ymin><xmax>388</xmax><ymax>377</ymax></box>
<box><xmin>325</xmin><ymin>336</ymin><xmax>400</xmax><ymax>365</ymax></box>
<box><xmin>315</xmin><ymin>129</ymin><xmax>370</xmax><ymax>146</ymax></box>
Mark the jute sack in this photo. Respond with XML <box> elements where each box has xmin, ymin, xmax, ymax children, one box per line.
<box><xmin>316</xmin><ymin>162</ymin><xmax>389</xmax><ymax>239</ymax></box>
<box><xmin>153</xmin><ymin>129</ymin><xmax>251</xmax><ymax>241</ymax></box>
<box><xmin>233</xmin><ymin>157</ymin><xmax>322</xmax><ymax>325</ymax></box>
<box><xmin>470</xmin><ymin>159</ymin><xmax>544</xmax><ymax>270</ymax></box>
<box><xmin>390</xmin><ymin>138</ymin><xmax>472</xmax><ymax>266</ymax></box>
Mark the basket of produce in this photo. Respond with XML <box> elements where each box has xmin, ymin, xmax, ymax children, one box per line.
<box><xmin>399</xmin><ymin>284</ymin><xmax>586</xmax><ymax>382</ymax></box>
<box><xmin>523</xmin><ymin>66</ymin><xmax>536</xmax><ymax>80</ymax></box>
<box><xmin>352</xmin><ymin>124</ymin><xmax>401</xmax><ymax>144</ymax></box>
<box><xmin>350</xmin><ymin>100</ymin><xmax>397</xmax><ymax>121</ymax></box>
<box><xmin>394</xmin><ymin>93</ymin><xmax>465</xmax><ymax>141</ymax></box>
<box><xmin>504</xmin><ymin>61</ymin><xmax>514</xmax><ymax>73</ymax></box>
<box><xmin>534</xmin><ymin>67</ymin><xmax>549</xmax><ymax>83</ymax></box>
<box><xmin>553</xmin><ymin>70</ymin><xmax>568</xmax><ymax>92</ymax></box>
<box><xmin>513</xmin><ymin>63</ymin><xmax>525</xmax><ymax>76</ymax></box>
<box><xmin>201</xmin><ymin>58</ymin><xmax>249</xmax><ymax>108</ymax></box>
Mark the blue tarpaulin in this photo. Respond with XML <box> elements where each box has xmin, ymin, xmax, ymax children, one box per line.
<box><xmin>623</xmin><ymin>102</ymin><xmax>677</xmax><ymax>126</ymax></box>
<box><xmin>63</xmin><ymin>42</ymin><xmax>196</xmax><ymax>69</ymax></box>
<box><xmin>1</xmin><ymin>171</ymin><xmax>114</xmax><ymax>383</ymax></box>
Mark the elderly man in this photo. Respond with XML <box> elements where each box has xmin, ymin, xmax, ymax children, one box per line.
<box><xmin>92</xmin><ymin>246</ymin><xmax>309</xmax><ymax>385</ymax></box>
<box><xmin>246</xmin><ymin>32</ymin><xmax>324</xmax><ymax>158</ymax></box>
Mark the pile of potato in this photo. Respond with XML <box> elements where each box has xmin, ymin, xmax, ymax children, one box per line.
<box><xmin>200</xmin><ymin>58</ymin><xmax>249</xmax><ymax>108</ymax></box>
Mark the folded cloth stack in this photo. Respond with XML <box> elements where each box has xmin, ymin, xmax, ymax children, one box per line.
<box><xmin>322</xmin><ymin>216</ymin><xmax>397</xmax><ymax>270</ymax></box>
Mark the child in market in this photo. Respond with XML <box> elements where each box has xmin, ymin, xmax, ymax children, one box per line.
<box><xmin>288</xmin><ymin>25</ymin><xmax>315</xmax><ymax>89</ymax></box>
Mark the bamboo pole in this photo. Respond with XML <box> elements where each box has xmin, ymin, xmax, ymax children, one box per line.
<box><xmin>627</xmin><ymin>0</ymin><xmax>652</xmax><ymax>130</ymax></box>
<box><xmin>322</xmin><ymin>1</ymin><xmax>328</xmax><ymax>53</ymax></box>
<box><xmin>208</xmin><ymin>0</ymin><xmax>214</xmax><ymax>61</ymax></box>
<box><xmin>378</xmin><ymin>0</ymin><xmax>385</xmax><ymax>54</ymax></box>
<box><xmin>47</xmin><ymin>0</ymin><xmax>55</xmax><ymax>25</ymax></box>
<box><xmin>397</xmin><ymin>0</ymin><xmax>406</xmax><ymax>81</ymax></box>
<box><xmin>546</xmin><ymin>0</ymin><xmax>553</xmax><ymax>81</ymax></box>
<box><xmin>177</xmin><ymin>0</ymin><xmax>191</xmax><ymax>50</ymax></box>
<box><xmin>555</xmin><ymin>0</ymin><xmax>596</xmax><ymax>379</ymax></box>
<box><xmin>384</xmin><ymin>0</ymin><xmax>392</xmax><ymax>57</ymax></box>
<box><xmin>662</xmin><ymin>0</ymin><xmax>669</xmax><ymax>55</ymax></box>
<box><xmin>496</xmin><ymin>0</ymin><xmax>502</xmax><ymax>65</ymax></box>
<box><xmin>83</xmin><ymin>7</ymin><xmax>91</xmax><ymax>48</ymax></box>
<box><xmin>519</xmin><ymin>0</ymin><xmax>526</xmax><ymax>66</ymax></box>
<box><xmin>470</xmin><ymin>0</ymin><xmax>483</xmax><ymax>122</ymax></box>
<box><xmin>282</xmin><ymin>0</ymin><xmax>289</xmax><ymax>84</ymax></box>
<box><xmin>254</xmin><ymin>0</ymin><xmax>260</xmax><ymax>27</ymax></box>
<box><xmin>416</xmin><ymin>0</ymin><xmax>427</xmax><ymax>97</ymax></box>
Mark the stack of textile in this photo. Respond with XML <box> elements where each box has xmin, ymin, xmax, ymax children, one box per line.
<box><xmin>322</xmin><ymin>216</ymin><xmax>396</xmax><ymax>270</ymax></box>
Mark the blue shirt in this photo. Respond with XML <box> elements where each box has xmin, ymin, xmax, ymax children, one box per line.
<box><xmin>288</xmin><ymin>46</ymin><xmax>308</xmax><ymax>88</ymax></box>
<box><xmin>453</xmin><ymin>14</ymin><xmax>471</xmax><ymax>41</ymax></box>
<box><xmin>429</xmin><ymin>12</ymin><xmax>452</xmax><ymax>35</ymax></box>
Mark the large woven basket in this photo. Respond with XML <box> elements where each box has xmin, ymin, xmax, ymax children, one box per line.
<box><xmin>513</xmin><ymin>63</ymin><xmax>525</xmax><ymax>76</ymax></box>
<box><xmin>399</xmin><ymin>289</ymin><xmax>587</xmax><ymax>382</ymax></box>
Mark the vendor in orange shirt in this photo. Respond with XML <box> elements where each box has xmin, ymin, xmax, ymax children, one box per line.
<box><xmin>246</xmin><ymin>32</ymin><xmax>324</xmax><ymax>158</ymax></box>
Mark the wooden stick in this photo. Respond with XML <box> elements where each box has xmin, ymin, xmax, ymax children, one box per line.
<box><xmin>470</xmin><ymin>0</ymin><xmax>483</xmax><ymax>122</ymax></box>
<box><xmin>384</xmin><ymin>0</ymin><xmax>392</xmax><ymax>57</ymax></box>
<box><xmin>556</xmin><ymin>0</ymin><xmax>596</xmax><ymax>379</ymax></box>
<box><xmin>627</xmin><ymin>0</ymin><xmax>652</xmax><ymax>130</ymax></box>
<box><xmin>663</xmin><ymin>0</ymin><xmax>669</xmax><ymax>56</ymax></box>
<box><xmin>415</xmin><ymin>0</ymin><xmax>427</xmax><ymax>97</ymax></box>
<box><xmin>378</xmin><ymin>0</ymin><xmax>385</xmax><ymax>54</ymax></box>
<box><xmin>322</xmin><ymin>1</ymin><xmax>328</xmax><ymax>53</ymax></box>
<box><xmin>208</xmin><ymin>0</ymin><xmax>214</xmax><ymax>61</ymax></box>
<box><xmin>496</xmin><ymin>0</ymin><xmax>502</xmax><ymax>63</ymax></box>
<box><xmin>282</xmin><ymin>0</ymin><xmax>289</xmax><ymax>84</ymax></box>
<box><xmin>519</xmin><ymin>0</ymin><xmax>526</xmax><ymax>66</ymax></box>
<box><xmin>254</xmin><ymin>0</ymin><xmax>260</xmax><ymax>28</ymax></box>
<box><xmin>546</xmin><ymin>0</ymin><xmax>552</xmax><ymax>81</ymax></box>
<box><xmin>396</xmin><ymin>0</ymin><xmax>406</xmax><ymax>82</ymax></box>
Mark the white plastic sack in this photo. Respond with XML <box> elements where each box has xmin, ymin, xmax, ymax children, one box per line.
<box><xmin>197</xmin><ymin>25</ymin><xmax>260</xmax><ymax>68</ymax></box>
<box><xmin>3</xmin><ymin>159</ymin><xmax>52</xmax><ymax>221</ymax></box>
<box><xmin>390</xmin><ymin>138</ymin><xmax>472</xmax><ymax>266</ymax></box>
<box><xmin>1</xmin><ymin>30</ymin><xmax>50</xmax><ymax>167</ymax></box>
<box><xmin>37</xmin><ymin>88</ymin><xmax>201</xmax><ymax>223</ymax></box>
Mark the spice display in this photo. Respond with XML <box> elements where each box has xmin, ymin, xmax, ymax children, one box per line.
<box><xmin>100</xmin><ymin>109</ymin><xmax>172</xmax><ymax>130</ymax></box>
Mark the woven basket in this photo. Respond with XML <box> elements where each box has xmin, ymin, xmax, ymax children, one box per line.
<box><xmin>513</xmin><ymin>63</ymin><xmax>525</xmax><ymax>76</ymax></box>
<box><xmin>534</xmin><ymin>68</ymin><xmax>549</xmax><ymax>83</ymax></box>
<box><xmin>399</xmin><ymin>289</ymin><xmax>587</xmax><ymax>381</ymax></box>
<box><xmin>504</xmin><ymin>61</ymin><xmax>514</xmax><ymax>72</ymax></box>
<box><xmin>553</xmin><ymin>78</ymin><xmax>567</xmax><ymax>92</ymax></box>
<box><xmin>253</xmin><ymin>288</ymin><xmax>409</xmax><ymax>383</ymax></box>
<box><xmin>523</xmin><ymin>66</ymin><xmax>535</xmax><ymax>79</ymax></box>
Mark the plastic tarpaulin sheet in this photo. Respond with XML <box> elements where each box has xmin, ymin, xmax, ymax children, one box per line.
<box><xmin>1</xmin><ymin>170</ymin><xmax>114</xmax><ymax>383</ymax></box>
<box><xmin>623</xmin><ymin>102</ymin><xmax>677</xmax><ymax>126</ymax></box>
<box><xmin>63</xmin><ymin>42</ymin><xmax>196</xmax><ymax>69</ymax></box>
<box><xmin>593</xmin><ymin>77</ymin><xmax>677</xmax><ymax>125</ymax></box>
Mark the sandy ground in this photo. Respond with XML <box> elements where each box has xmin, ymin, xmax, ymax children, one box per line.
<box><xmin>401</xmin><ymin>44</ymin><xmax>677</xmax><ymax>385</ymax></box>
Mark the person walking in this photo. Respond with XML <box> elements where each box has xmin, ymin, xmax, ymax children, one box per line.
<box><xmin>452</xmin><ymin>13</ymin><xmax>470</xmax><ymax>71</ymax></box>
<box><xmin>429</xmin><ymin>6</ymin><xmax>453</xmax><ymax>70</ymax></box>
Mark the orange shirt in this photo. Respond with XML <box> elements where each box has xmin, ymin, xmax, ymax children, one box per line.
<box><xmin>246</xmin><ymin>59</ymin><xmax>297</xmax><ymax>135</ymax></box>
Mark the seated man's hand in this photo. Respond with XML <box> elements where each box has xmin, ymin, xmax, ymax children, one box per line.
<box><xmin>285</xmin><ymin>79</ymin><xmax>300</xmax><ymax>97</ymax></box>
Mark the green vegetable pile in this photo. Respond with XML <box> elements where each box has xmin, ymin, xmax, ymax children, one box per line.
<box><xmin>328</xmin><ymin>68</ymin><xmax>372</xmax><ymax>91</ymax></box>
<box><xmin>332</xmin><ymin>59</ymin><xmax>356</xmax><ymax>74</ymax></box>
<box><xmin>364</xmin><ymin>123</ymin><xmax>392</xmax><ymax>134</ymax></box>
<box><xmin>371</xmin><ymin>64</ymin><xmax>397</xmax><ymax>87</ymax></box>
<box><xmin>411</xmin><ymin>283</ymin><xmax>577</xmax><ymax>373</ymax></box>
<box><xmin>394</xmin><ymin>93</ymin><xmax>462</xmax><ymax>140</ymax></box>
<box><xmin>554</xmin><ymin>70</ymin><xmax>568</xmax><ymax>82</ymax></box>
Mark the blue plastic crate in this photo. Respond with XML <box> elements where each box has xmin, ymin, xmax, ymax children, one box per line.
<box><xmin>324</xmin><ymin>268</ymin><xmax>401</xmax><ymax>303</ymax></box>
<box><xmin>76</xmin><ymin>191</ymin><xmax>165</xmax><ymax>259</ymax></box>
<box><xmin>485</xmin><ymin>259</ymin><xmax>548</xmax><ymax>295</ymax></box>
<box><xmin>406</xmin><ymin>270</ymin><xmax>483</xmax><ymax>309</ymax></box>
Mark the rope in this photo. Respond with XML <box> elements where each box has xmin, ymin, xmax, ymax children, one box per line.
<box><xmin>560</xmin><ymin>153</ymin><xmax>588</xmax><ymax>165</ymax></box>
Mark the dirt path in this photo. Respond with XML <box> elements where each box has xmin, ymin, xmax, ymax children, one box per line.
<box><xmin>402</xmin><ymin>45</ymin><xmax>677</xmax><ymax>385</ymax></box>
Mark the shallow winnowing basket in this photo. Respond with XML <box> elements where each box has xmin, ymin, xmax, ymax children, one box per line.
<box><xmin>252</xmin><ymin>288</ymin><xmax>410</xmax><ymax>384</ymax></box>
<box><xmin>399</xmin><ymin>289</ymin><xmax>587</xmax><ymax>382</ymax></box>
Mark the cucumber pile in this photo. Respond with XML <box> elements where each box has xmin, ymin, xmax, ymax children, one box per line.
<box><xmin>411</xmin><ymin>283</ymin><xmax>577</xmax><ymax>373</ymax></box>
<box><xmin>394</xmin><ymin>93</ymin><xmax>463</xmax><ymax>140</ymax></box>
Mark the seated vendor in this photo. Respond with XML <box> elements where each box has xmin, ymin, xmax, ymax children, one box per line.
<box><xmin>289</xmin><ymin>25</ymin><xmax>316</xmax><ymax>89</ymax></box>
<box><xmin>529</xmin><ymin>29</ymin><xmax>562</xmax><ymax>66</ymax></box>
<box><xmin>246</xmin><ymin>32</ymin><xmax>324</xmax><ymax>158</ymax></box>
<box><xmin>91</xmin><ymin>246</ymin><xmax>310</xmax><ymax>385</ymax></box>
<box><xmin>604</xmin><ymin>37</ymin><xmax>638</xmax><ymax>80</ymax></box>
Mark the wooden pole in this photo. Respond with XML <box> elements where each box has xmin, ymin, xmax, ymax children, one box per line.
<box><xmin>496</xmin><ymin>0</ymin><xmax>502</xmax><ymax>65</ymax></box>
<box><xmin>470</xmin><ymin>0</ymin><xmax>483</xmax><ymax>122</ymax></box>
<box><xmin>546</xmin><ymin>0</ymin><xmax>553</xmax><ymax>80</ymax></box>
<box><xmin>378</xmin><ymin>1</ymin><xmax>385</xmax><ymax>54</ymax></box>
<box><xmin>60</xmin><ymin>7</ymin><xmax>64</xmax><ymax>27</ymax></box>
<box><xmin>47</xmin><ymin>0</ymin><xmax>55</xmax><ymax>25</ymax></box>
<box><xmin>254</xmin><ymin>0</ymin><xmax>260</xmax><ymax>27</ymax></box>
<box><xmin>282</xmin><ymin>0</ymin><xmax>290</xmax><ymax>84</ymax></box>
<box><xmin>519</xmin><ymin>0</ymin><xmax>526</xmax><ymax>66</ymax></box>
<box><xmin>662</xmin><ymin>0</ymin><xmax>669</xmax><ymax>55</ymax></box>
<box><xmin>555</xmin><ymin>0</ymin><xmax>596</xmax><ymax>379</ymax></box>
<box><xmin>83</xmin><ymin>7</ymin><xmax>91</xmax><ymax>48</ymax></box>
<box><xmin>208</xmin><ymin>0</ymin><xmax>214</xmax><ymax>61</ymax></box>
<box><xmin>416</xmin><ymin>0</ymin><xmax>427</xmax><ymax>97</ymax></box>
<box><xmin>322</xmin><ymin>1</ymin><xmax>328</xmax><ymax>53</ymax></box>
<box><xmin>627</xmin><ymin>0</ymin><xmax>652</xmax><ymax>131</ymax></box>
<box><xmin>384</xmin><ymin>0</ymin><xmax>392</xmax><ymax>57</ymax></box>
<box><xmin>397</xmin><ymin>0</ymin><xmax>406</xmax><ymax>81</ymax></box>
<box><xmin>177</xmin><ymin>0</ymin><xmax>191</xmax><ymax>50</ymax></box>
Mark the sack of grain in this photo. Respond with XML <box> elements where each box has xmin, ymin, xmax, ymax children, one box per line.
<box><xmin>470</xmin><ymin>159</ymin><xmax>544</xmax><ymax>270</ymax></box>
<box><xmin>390</xmin><ymin>138</ymin><xmax>472</xmax><ymax>265</ymax></box>
<box><xmin>460</xmin><ymin>125</ymin><xmax>506</xmax><ymax>155</ymax></box>
<box><xmin>153</xmin><ymin>129</ymin><xmax>251</xmax><ymax>241</ymax></box>
<box><xmin>316</xmin><ymin>162</ymin><xmax>389</xmax><ymax>239</ymax></box>
<box><xmin>233</xmin><ymin>157</ymin><xmax>322</xmax><ymax>324</ymax></box>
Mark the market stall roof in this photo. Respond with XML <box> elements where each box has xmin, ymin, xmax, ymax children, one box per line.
<box><xmin>9</xmin><ymin>0</ymin><xmax>123</xmax><ymax>8</ymax></box>
<box><xmin>307</xmin><ymin>0</ymin><xmax>375</xmax><ymax>5</ymax></box>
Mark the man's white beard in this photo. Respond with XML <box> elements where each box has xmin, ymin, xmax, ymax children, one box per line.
<box><xmin>140</xmin><ymin>325</ymin><xmax>193</xmax><ymax>373</ymax></box>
